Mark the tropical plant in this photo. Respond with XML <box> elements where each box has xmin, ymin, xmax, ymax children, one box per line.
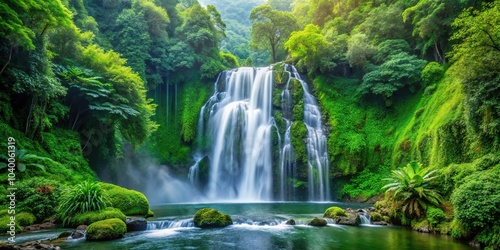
<box><xmin>0</xmin><ymin>146</ymin><xmax>49</xmax><ymax>172</ymax></box>
<box><xmin>382</xmin><ymin>162</ymin><xmax>442</xmax><ymax>218</ymax></box>
<box><xmin>58</xmin><ymin>181</ymin><xmax>108</xmax><ymax>226</ymax></box>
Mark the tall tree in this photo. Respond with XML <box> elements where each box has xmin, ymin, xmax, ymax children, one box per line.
<box><xmin>285</xmin><ymin>24</ymin><xmax>326</xmax><ymax>72</ymax></box>
<box><xmin>250</xmin><ymin>4</ymin><xmax>297</xmax><ymax>63</ymax></box>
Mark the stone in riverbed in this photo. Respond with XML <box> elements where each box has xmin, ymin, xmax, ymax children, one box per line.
<box><xmin>308</xmin><ymin>217</ymin><xmax>327</xmax><ymax>227</ymax></box>
<box><xmin>193</xmin><ymin>208</ymin><xmax>232</xmax><ymax>228</ymax></box>
<box><xmin>285</xmin><ymin>219</ymin><xmax>296</xmax><ymax>225</ymax></box>
<box><xmin>335</xmin><ymin>209</ymin><xmax>360</xmax><ymax>226</ymax></box>
<box><xmin>126</xmin><ymin>217</ymin><xmax>147</xmax><ymax>231</ymax></box>
<box><xmin>86</xmin><ymin>218</ymin><xmax>126</xmax><ymax>241</ymax></box>
<box><xmin>0</xmin><ymin>240</ymin><xmax>60</xmax><ymax>250</ymax></box>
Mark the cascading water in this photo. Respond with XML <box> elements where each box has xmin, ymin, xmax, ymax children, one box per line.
<box><xmin>191</xmin><ymin>65</ymin><xmax>330</xmax><ymax>201</ymax></box>
<box><xmin>288</xmin><ymin>66</ymin><xmax>330</xmax><ymax>201</ymax></box>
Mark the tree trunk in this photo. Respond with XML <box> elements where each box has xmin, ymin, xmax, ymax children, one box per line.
<box><xmin>0</xmin><ymin>46</ymin><xmax>13</xmax><ymax>76</ymax></box>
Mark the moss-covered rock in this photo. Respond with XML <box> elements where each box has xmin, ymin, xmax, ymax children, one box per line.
<box><xmin>69</xmin><ymin>207</ymin><xmax>126</xmax><ymax>228</ymax></box>
<box><xmin>324</xmin><ymin>206</ymin><xmax>347</xmax><ymax>218</ymax></box>
<box><xmin>193</xmin><ymin>208</ymin><xmax>232</xmax><ymax>228</ymax></box>
<box><xmin>99</xmin><ymin>183</ymin><xmax>150</xmax><ymax>216</ymax></box>
<box><xmin>86</xmin><ymin>218</ymin><xmax>126</xmax><ymax>241</ymax></box>
<box><xmin>308</xmin><ymin>217</ymin><xmax>327</xmax><ymax>227</ymax></box>
<box><xmin>370</xmin><ymin>212</ymin><xmax>382</xmax><ymax>222</ymax></box>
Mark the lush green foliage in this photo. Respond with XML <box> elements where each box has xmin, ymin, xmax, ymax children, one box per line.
<box><xmin>382</xmin><ymin>162</ymin><xmax>442</xmax><ymax>217</ymax></box>
<box><xmin>86</xmin><ymin>218</ymin><xmax>127</xmax><ymax>241</ymax></box>
<box><xmin>450</xmin><ymin>1</ymin><xmax>500</xmax><ymax>151</ymax></box>
<box><xmin>426</xmin><ymin>206</ymin><xmax>446</xmax><ymax>229</ymax></box>
<box><xmin>58</xmin><ymin>181</ymin><xmax>108</xmax><ymax>226</ymax></box>
<box><xmin>0</xmin><ymin>147</ymin><xmax>48</xmax><ymax>172</ymax></box>
<box><xmin>451</xmin><ymin>164</ymin><xmax>500</xmax><ymax>246</ymax></box>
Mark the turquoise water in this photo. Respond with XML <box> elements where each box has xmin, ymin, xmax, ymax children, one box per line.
<box><xmin>3</xmin><ymin>202</ymin><xmax>475</xmax><ymax>250</ymax></box>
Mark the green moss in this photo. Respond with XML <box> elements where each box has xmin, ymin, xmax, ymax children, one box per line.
<box><xmin>323</xmin><ymin>206</ymin><xmax>346</xmax><ymax>218</ymax></box>
<box><xmin>99</xmin><ymin>183</ymin><xmax>150</xmax><ymax>216</ymax></box>
<box><xmin>70</xmin><ymin>208</ymin><xmax>126</xmax><ymax>228</ymax></box>
<box><xmin>41</xmin><ymin>128</ymin><xmax>96</xmax><ymax>181</ymax></box>
<box><xmin>86</xmin><ymin>218</ymin><xmax>127</xmax><ymax>241</ymax></box>
<box><xmin>290</xmin><ymin>122</ymin><xmax>307</xmax><ymax>167</ymax></box>
<box><xmin>193</xmin><ymin>208</ymin><xmax>232</xmax><ymax>228</ymax></box>
<box><xmin>16</xmin><ymin>212</ymin><xmax>35</xmax><ymax>226</ymax></box>
<box><xmin>370</xmin><ymin>212</ymin><xmax>382</xmax><ymax>222</ymax></box>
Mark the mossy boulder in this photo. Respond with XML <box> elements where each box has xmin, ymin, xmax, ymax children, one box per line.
<box><xmin>370</xmin><ymin>212</ymin><xmax>382</xmax><ymax>222</ymax></box>
<box><xmin>324</xmin><ymin>206</ymin><xmax>347</xmax><ymax>218</ymax></box>
<box><xmin>99</xmin><ymin>183</ymin><xmax>150</xmax><ymax>216</ymax></box>
<box><xmin>193</xmin><ymin>208</ymin><xmax>232</xmax><ymax>228</ymax></box>
<box><xmin>69</xmin><ymin>207</ymin><xmax>126</xmax><ymax>228</ymax></box>
<box><xmin>308</xmin><ymin>217</ymin><xmax>327</xmax><ymax>227</ymax></box>
<box><xmin>86</xmin><ymin>218</ymin><xmax>127</xmax><ymax>241</ymax></box>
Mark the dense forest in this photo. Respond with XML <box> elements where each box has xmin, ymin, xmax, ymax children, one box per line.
<box><xmin>1</xmin><ymin>0</ymin><xmax>500</xmax><ymax>248</ymax></box>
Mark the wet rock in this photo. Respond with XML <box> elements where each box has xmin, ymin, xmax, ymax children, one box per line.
<box><xmin>373</xmin><ymin>221</ymin><xmax>388</xmax><ymax>226</ymax></box>
<box><xmin>285</xmin><ymin>219</ymin><xmax>296</xmax><ymax>225</ymax></box>
<box><xmin>23</xmin><ymin>221</ymin><xmax>56</xmax><ymax>232</ymax></box>
<box><xmin>126</xmin><ymin>217</ymin><xmax>147</xmax><ymax>231</ymax></box>
<box><xmin>308</xmin><ymin>217</ymin><xmax>327</xmax><ymax>227</ymax></box>
<box><xmin>335</xmin><ymin>209</ymin><xmax>360</xmax><ymax>226</ymax></box>
<box><xmin>416</xmin><ymin>225</ymin><xmax>431</xmax><ymax>233</ymax></box>
<box><xmin>0</xmin><ymin>240</ymin><xmax>60</xmax><ymax>249</ymax></box>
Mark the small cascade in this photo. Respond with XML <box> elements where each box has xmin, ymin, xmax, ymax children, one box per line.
<box><xmin>358</xmin><ymin>210</ymin><xmax>371</xmax><ymax>225</ymax></box>
<box><xmin>147</xmin><ymin>219</ymin><xmax>194</xmax><ymax>230</ymax></box>
<box><xmin>279</xmin><ymin>72</ymin><xmax>296</xmax><ymax>201</ymax></box>
<box><xmin>188</xmin><ymin>156</ymin><xmax>202</xmax><ymax>184</ymax></box>
<box><xmin>232</xmin><ymin>216</ymin><xmax>287</xmax><ymax>226</ymax></box>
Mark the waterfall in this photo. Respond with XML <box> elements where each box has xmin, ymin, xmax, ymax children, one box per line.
<box><xmin>279</xmin><ymin>74</ymin><xmax>296</xmax><ymax>201</ymax></box>
<box><xmin>194</xmin><ymin>65</ymin><xmax>330</xmax><ymax>201</ymax></box>
<box><xmin>287</xmin><ymin>66</ymin><xmax>330</xmax><ymax>201</ymax></box>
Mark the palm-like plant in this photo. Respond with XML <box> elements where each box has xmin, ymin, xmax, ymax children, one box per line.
<box><xmin>58</xmin><ymin>181</ymin><xmax>108</xmax><ymax>226</ymax></box>
<box><xmin>382</xmin><ymin>162</ymin><xmax>442</xmax><ymax>217</ymax></box>
<box><xmin>0</xmin><ymin>147</ymin><xmax>49</xmax><ymax>172</ymax></box>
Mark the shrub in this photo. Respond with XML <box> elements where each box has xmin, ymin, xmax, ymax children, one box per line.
<box><xmin>450</xmin><ymin>164</ymin><xmax>500</xmax><ymax>248</ymax></box>
<box><xmin>16</xmin><ymin>212</ymin><xmax>35</xmax><ymax>226</ymax></box>
<box><xmin>86</xmin><ymin>218</ymin><xmax>127</xmax><ymax>241</ymax></box>
<box><xmin>426</xmin><ymin>206</ymin><xmax>446</xmax><ymax>229</ymax></box>
<box><xmin>451</xmin><ymin>165</ymin><xmax>500</xmax><ymax>233</ymax></box>
<box><xmin>58</xmin><ymin>181</ymin><xmax>108</xmax><ymax>226</ymax></box>
<box><xmin>0</xmin><ymin>215</ymin><xmax>22</xmax><ymax>235</ymax></box>
<box><xmin>324</xmin><ymin>206</ymin><xmax>346</xmax><ymax>218</ymax></box>
<box><xmin>370</xmin><ymin>212</ymin><xmax>382</xmax><ymax>222</ymax></box>
<box><xmin>421</xmin><ymin>62</ymin><xmax>444</xmax><ymax>87</ymax></box>
<box><xmin>69</xmin><ymin>208</ymin><xmax>126</xmax><ymax>228</ymax></box>
<box><xmin>99</xmin><ymin>183</ymin><xmax>150</xmax><ymax>216</ymax></box>
<box><xmin>16</xmin><ymin>177</ymin><xmax>61</xmax><ymax>222</ymax></box>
